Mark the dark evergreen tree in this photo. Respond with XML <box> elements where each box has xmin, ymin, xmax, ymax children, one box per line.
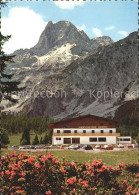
<box><xmin>32</xmin><ymin>134</ymin><xmax>39</xmax><ymax>145</ymax></box>
<box><xmin>20</xmin><ymin>127</ymin><xmax>30</xmax><ymax>145</ymax></box>
<box><xmin>0</xmin><ymin>2</ymin><xmax>23</xmax><ymax>103</ymax></box>
<box><xmin>42</xmin><ymin>131</ymin><xmax>52</xmax><ymax>145</ymax></box>
<box><xmin>1</xmin><ymin>128</ymin><xmax>10</xmax><ymax>146</ymax></box>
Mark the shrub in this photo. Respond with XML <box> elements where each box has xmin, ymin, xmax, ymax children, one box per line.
<box><xmin>1</xmin><ymin>153</ymin><xmax>139</xmax><ymax>195</ymax></box>
<box><xmin>125</xmin><ymin>163</ymin><xmax>139</xmax><ymax>173</ymax></box>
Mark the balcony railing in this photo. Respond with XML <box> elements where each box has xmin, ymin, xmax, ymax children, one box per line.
<box><xmin>53</xmin><ymin>133</ymin><xmax>120</xmax><ymax>136</ymax></box>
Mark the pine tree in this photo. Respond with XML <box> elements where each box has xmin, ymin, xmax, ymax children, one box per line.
<box><xmin>32</xmin><ymin>134</ymin><xmax>39</xmax><ymax>145</ymax></box>
<box><xmin>20</xmin><ymin>127</ymin><xmax>30</xmax><ymax>145</ymax></box>
<box><xmin>0</xmin><ymin>2</ymin><xmax>23</xmax><ymax>103</ymax></box>
<box><xmin>1</xmin><ymin>128</ymin><xmax>10</xmax><ymax>146</ymax></box>
<box><xmin>42</xmin><ymin>131</ymin><xmax>52</xmax><ymax>145</ymax></box>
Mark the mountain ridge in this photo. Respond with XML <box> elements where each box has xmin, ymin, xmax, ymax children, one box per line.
<box><xmin>3</xmin><ymin>21</ymin><xmax>138</xmax><ymax>122</ymax></box>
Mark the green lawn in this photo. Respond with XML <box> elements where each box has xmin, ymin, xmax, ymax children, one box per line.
<box><xmin>1</xmin><ymin>148</ymin><xmax>138</xmax><ymax>166</ymax></box>
<box><xmin>8</xmin><ymin>133</ymin><xmax>46</xmax><ymax>146</ymax></box>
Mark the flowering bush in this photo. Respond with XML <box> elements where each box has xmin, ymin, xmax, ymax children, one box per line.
<box><xmin>1</xmin><ymin>152</ymin><xmax>139</xmax><ymax>195</ymax></box>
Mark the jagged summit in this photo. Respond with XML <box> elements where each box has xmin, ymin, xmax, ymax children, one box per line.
<box><xmin>13</xmin><ymin>20</ymin><xmax>113</xmax><ymax>57</ymax></box>
<box><xmin>31</xmin><ymin>20</ymin><xmax>91</xmax><ymax>56</ymax></box>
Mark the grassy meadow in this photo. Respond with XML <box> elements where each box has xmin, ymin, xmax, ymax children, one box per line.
<box><xmin>2</xmin><ymin>148</ymin><xmax>138</xmax><ymax>166</ymax></box>
<box><xmin>8</xmin><ymin>132</ymin><xmax>46</xmax><ymax>146</ymax></box>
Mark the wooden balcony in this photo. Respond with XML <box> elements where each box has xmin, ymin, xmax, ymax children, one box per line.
<box><xmin>53</xmin><ymin>133</ymin><xmax>120</xmax><ymax>137</ymax></box>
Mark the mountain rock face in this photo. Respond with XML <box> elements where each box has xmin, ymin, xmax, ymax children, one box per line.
<box><xmin>4</xmin><ymin>21</ymin><xmax>138</xmax><ymax>120</ymax></box>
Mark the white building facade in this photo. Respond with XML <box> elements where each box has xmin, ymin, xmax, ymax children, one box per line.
<box><xmin>52</xmin><ymin>127</ymin><xmax>120</xmax><ymax>145</ymax></box>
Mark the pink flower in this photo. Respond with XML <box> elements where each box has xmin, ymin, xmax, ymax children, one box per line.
<box><xmin>83</xmin><ymin>183</ymin><xmax>89</xmax><ymax>188</ymax></box>
<box><xmin>21</xmin><ymin>172</ymin><xmax>26</xmax><ymax>177</ymax></box>
<box><xmin>34</xmin><ymin>163</ymin><xmax>41</xmax><ymax>168</ymax></box>
<box><xmin>5</xmin><ymin>170</ymin><xmax>10</xmax><ymax>175</ymax></box>
<box><xmin>11</xmin><ymin>171</ymin><xmax>16</xmax><ymax>177</ymax></box>
<box><xmin>12</xmin><ymin>152</ymin><xmax>18</xmax><ymax>157</ymax></box>
<box><xmin>15</xmin><ymin>190</ymin><xmax>25</xmax><ymax>194</ymax></box>
<box><xmin>67</xmin><ymin>177</ymin><xmax>76</xmax><ymax>185</ymax></box>
<box><xmin>38</xmin><ymin>153</ymin><xmax>42</xmax><ymax>157</ymax></box>
<box><xmin>46</xmin><ymin>191</ymin><xmax>51</xmax><ymax>194</ymax></box>
<box><xmin>46</xmin><ymin>153</ymin><xmax>53</xmax><ymax>159</ymax></box>
<box><xmin>135</xmin><ymin>173</ymin><xmax>139</xmax><ymax>178</ymax></box>
<box><xmin>72</xmin><ymin>188</ymin><xmax>76</xmax><ymax>193</ymax></box>
<box><xmin>132</xmin><ymin>190</ymin><xmax>138</xmax><ymax>194</ymax></box>
<box><xmin>123</xmin><ymin>180</ymin><xmax>128</xmax><ymax>185</ymax></box>
<box><xmin>126</xmin><ymin>192</ymin><xmax>130</xmax><ymax>195</ymax></box>
<box><xmin>1</xmin><ymin>172</ymin><xmax>4</xmax><ymax>177</ymax></box>
<box><xmin>18</xmin><ymin>161</ymin><xmax>22</xmax><ymax>166</ymax></box>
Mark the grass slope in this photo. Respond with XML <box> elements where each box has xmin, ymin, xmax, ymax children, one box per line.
<box><xmin>1</xmin><ymin>149</ymin><xmax>138</xmax><ymax>166</ymax></box>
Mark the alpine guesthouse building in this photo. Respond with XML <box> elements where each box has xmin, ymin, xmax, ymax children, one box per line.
<box><xmin>48</xmin><ymin>115</ymin><xmax>131</xmax><ymax>145</ymax></box>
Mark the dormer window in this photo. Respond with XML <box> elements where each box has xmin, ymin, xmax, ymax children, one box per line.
<box><xmin>92</xmin><ymin>130</ymin><xmax>95</xmax><ymax>133</ymax></box>
<box><xmin>109</xmin><ymin>130</ymin><xmax>112</xmax><ymax>133</ymax></box>
<box><xmin>100</xmin><ymin>130</ymin><xmax>104</xmax><ymax>133</ymax></box>
<box><xmin>57</xmin><ymin>130</ymin><xmax>60</xmax><ymax>133</ymax></box>
<box><xmin>74</xmin><ymin>130</ymin><xmax>77</xmax><ymax>133</ymax></box>
<box><xmin>83</xmin><ymin>130</ymin><xmax>86</xmax><ymax>133</ymax></box>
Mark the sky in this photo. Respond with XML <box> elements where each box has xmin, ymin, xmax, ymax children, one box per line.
<box><xmin>1</xmin><ymin>0</ymin><xmax>138</xmax><ymax>54</ymax></box>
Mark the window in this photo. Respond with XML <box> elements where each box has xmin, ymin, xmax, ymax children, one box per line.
<box><xmin>100</xmin><ymin>123</ymin><xmax>103</xmax><ymax>126</ymax></box>
<box><xmin>90</xmin><ymin>138</ymin><xmax>97</xmax><ymax>142</ymax></box>
<box><xmin>83</xmin><ymin>130</ymin><xmax>86</xmax><ymax>133</ymax></box>
<box><xmin>109</xmin><ymin>130</ymin><xmax>113</xmax><ymax>133</ymax></box>
<box><xmin>56</xmin><ymin>138</ymin><xmax>61</xmax><ymax>140</ymax></box>
<box><xmin>64</xmin><ymin>138</ymin><xmax>71</xmax><ymax>144</ymax></box>
<box><xmin>109</xmin><ymin>123</ymin><xmax>112</xmax><ymax>125</ymax></box>
<box><xmin>63</xmin><ymin>130</ymin><xmax>71</xmax><ymax>133</ymax></box>
<box><xmin>92</xmin><ymin>130</ymin><xmax>95</xmax><ymax>133</ymax></box>
<box><xmin>72</xmin><ymin>138</ymin><xmax>80</xmax><ymax>144</ymax></box>
<box><xmin>98</xmin><ymin>137</ymin><xmax>106</xmax><ymax>142</ymax></box>
<box><xmin>123</xmin><ymin>138</ymin><xmax>131</xmax><ymax>141</ymax></box>
<box><xmin>74</xmin><ymin>130</ymin><xmax>77</xmax><ymax>133</ymax></box>
<box><xmin>57</xmin><ymin>130</ymin><xmax>60</xmax><ymax>133</ymax></box>
<box><xmin>100</xmin><ymin>130</ymin><xmax>104</xmax><ymax>133</ymax></box>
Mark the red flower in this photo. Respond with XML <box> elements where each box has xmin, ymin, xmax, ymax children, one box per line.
<box><xmin>1</xmin><ymin>172</ymin><xmax>4</xmax><ymax>177</ymax></box>
<box><xmin>18</xmin><ymin>161</ymin><xmax>22</xmax><ymax>166</ymax></box>
<box><xmin>5</xmin><ymin>170</ymin><xmax>10</xmax><ymax>175</ymax></box>
<box><xmin>45</xmin><ymin>191</ymin><xmax>51</xmax><ymax>194</ymax></box>
<box><xmin>132</xmin><ymin>190</ymin><xmax>139</xmax><ymax>194</ymax></box>
<box><xmin>135</xmin><ymin>173</ymin><xmax>139</xmax><ymax>178</ymax></box>
<box><xmin>34</xmin><ymin>163</ymin><xmax>41</xmax><ymax>168</ymax></box>
<box><xmin>67</xmin><ymin>177</ymin><xmax>76</xmax><ymax>185</ymax></box>
<box><xmin>123</xmin><ymin>180</ymin><xmax>128</xmax><ymax>185</ymax></box>
<box><xmin>11</xmin><ymin>171</ymin><xmax>16</xmax><ymax>177</ymax></box>
<box><xmin>21</xmin><ymin>172</ymin><xmax>26</xmax><ymax>177</ymax></box>
<box><xmin>15</xmin><ymin>190</ymin><xmax>25</xmax><ymax>194</ymax></box>
<box><xmin>38</xmin><ymin>153</ymin><xmax>42</xmax><ymax>157</ymax></box>
<box><xmin>72</xmin><ymin>188</ymin><xmax>76</xmax><ymax>193</ymax></box>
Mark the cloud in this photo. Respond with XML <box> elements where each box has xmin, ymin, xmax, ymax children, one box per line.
<box><xmin>104</xmin><ymin>25</ymin><xmax>115</xmax><ymax>31</ymax></box>
<box><xmin>54</xmin><ymin>1</ymin><xmax>86</xmax><ymax>10</ymax></box>
<box><xmin>77</xmin><ymin>24</ymin><xmax>86</xmax><ymax>32</ymax></box>
<box><xmin>92</xmin><ymin>28</ymin><xmax>102</xmax><ymax>37</ymax></box>
<box><xmin>118</xmin><ymin>31</ymin><xmax>128</xmax><ymax>37</ymax></box>
<box><xmin>1</xmin><ymin>7</ymin><xmax>47</xmax><ymax>54</ymax></box>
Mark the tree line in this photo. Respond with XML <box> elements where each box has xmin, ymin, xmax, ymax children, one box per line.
<box><xmin>1</xmin><ymin>113</ymin><xmax>57</xmax><ymax>146</ymax></box>
<box><xmin>1</xmin><ymin>113</ymin><xmax>56</xmax><ymax>134</ymax></box>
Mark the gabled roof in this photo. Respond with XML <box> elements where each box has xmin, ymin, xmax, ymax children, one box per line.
<box><xmin>49</xmin><ymin>114</ymin><xmax>117</xmax><ymax>126</ymax></box>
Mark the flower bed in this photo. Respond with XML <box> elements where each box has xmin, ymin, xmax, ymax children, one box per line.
<box><xmin>1</xmin><ymin>152</ymin><xmax>139</xmax><ymax>195</ymax></box>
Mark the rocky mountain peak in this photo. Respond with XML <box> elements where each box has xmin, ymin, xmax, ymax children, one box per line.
<box><xmin>31</xmin><ymin>20</ymin><xmax>91</xmax><ymax>56</ymax></box>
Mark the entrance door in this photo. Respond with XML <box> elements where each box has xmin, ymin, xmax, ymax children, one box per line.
<box><xmin>64</xmin><ymin>138</ymin><xmax>71</xmax><ymax>144</ymax></box>
<box><xmin>72</xmin><ymin>138</ymin><xmax>80</xmax><ymax>144</ymax></box>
